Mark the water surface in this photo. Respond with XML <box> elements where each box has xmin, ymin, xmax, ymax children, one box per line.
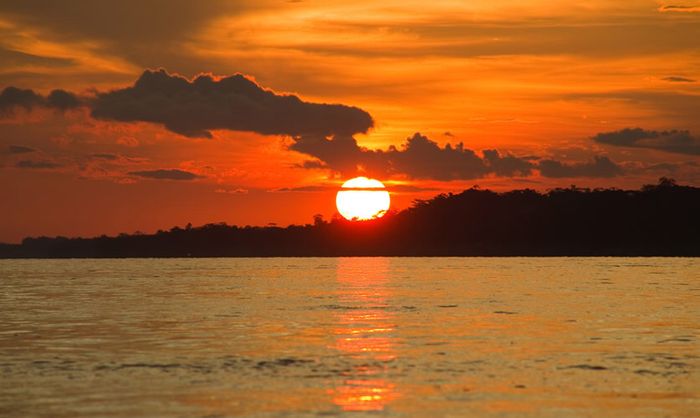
<box><xmin>1</xmin><ymin>257</ymin><xmax>698</xmax><ymax>417</ymax></box>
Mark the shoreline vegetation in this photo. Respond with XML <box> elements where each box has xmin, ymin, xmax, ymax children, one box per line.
<box><xmin>2</xmin><ymin>178</ymin><xmax>698</xmax><ymax>258</ymax></box>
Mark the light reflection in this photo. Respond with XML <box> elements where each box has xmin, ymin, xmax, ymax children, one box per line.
<box><xmin>331</xmin><ymin>257</ymin><xmax>399</xmax><ymax>411</ymax></box>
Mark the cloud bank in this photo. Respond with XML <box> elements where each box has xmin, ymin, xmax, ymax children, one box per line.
<box><xmin>594</xmin><ymin>128</ymin><xmax>700</xmax><ymax>156</ymax></box>
<box><xmin>298</xmin><ymin>132</ymin><xmax>622</xmax><ymax>180</ymax></box>
<box><xmin>2</xmin><ymin>69</ymin><xmax>627</xmax><ymax>181</ymax></box>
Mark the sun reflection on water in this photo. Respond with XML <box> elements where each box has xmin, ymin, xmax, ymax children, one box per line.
<box><xmin>331</xmin><ymin>258</ymin><xmax>399</xmax><ymax>412</ymax></box>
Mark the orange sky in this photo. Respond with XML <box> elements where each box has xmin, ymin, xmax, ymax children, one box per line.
<box><xmin>1</xmin><ymin>0</ymin><xmax>699</xmax><ymax>242</ymax></box>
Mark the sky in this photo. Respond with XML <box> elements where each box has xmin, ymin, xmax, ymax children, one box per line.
<box><xmin>1</xmin><ymin>0</ymin><xmax>699</xmax><ymax>242</ymax></box>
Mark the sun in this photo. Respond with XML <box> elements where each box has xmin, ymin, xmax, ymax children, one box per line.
<box><xmin>336</xmin><ymin>177</ymin><xmax>391</xmax><ymax>221</ymax></box>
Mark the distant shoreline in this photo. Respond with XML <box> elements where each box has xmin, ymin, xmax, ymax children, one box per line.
<box><xmin>3</xmin><ymin>180</ymin><xmax>699</xmax><ymax>259</ymax></box>
<box><xmin>1</xmin><ymin>255</ymin><xmax>698</xmax><ymax>260</ymax></box>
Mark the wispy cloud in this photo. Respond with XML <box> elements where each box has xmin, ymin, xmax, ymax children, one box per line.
<box><xmin>658</xmin><ymin>3</ymin><xmax>700</xmax><ymax>13</ymax></box>
<box><xmin>16</xmin><ymin>159</ymin><xmax>61</xmax><ymax>169</ymax></box>
<box><xmin>662</xmin><ymin>76</ymin><xmax>695</xmax><ymax>83</ymax></box>
<box><xmin>128</xmin><ymin>168</ymin><xmax>203</xmax><ymax>181</ymax></box>
<box><xmin>214</xmin><ymin>187</ymin><xmax>249</xmax><ymax>194</ymax></box>
<box><xmin>7</xmin><ymin>145</ymin><xmax>35</xmax><ymax>154</ymax></box>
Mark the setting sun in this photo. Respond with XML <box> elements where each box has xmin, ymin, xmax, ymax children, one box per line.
<box><xmin>336</xmin><ymin>177</ymin><xmax>391</xmax><ymax>221</ymax></box>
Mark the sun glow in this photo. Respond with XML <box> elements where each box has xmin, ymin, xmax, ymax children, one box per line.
<box><xmin>336</xmin><ymin>177</ymin><xmax>391</xmax><ymax>221</ymax></box>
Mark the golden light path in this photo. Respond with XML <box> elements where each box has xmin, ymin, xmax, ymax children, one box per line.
<box><xmin>332</xmin><ymin>258</ymin><xmax>399</xmax><ymax>411</ymax></box>
<box><xmin>335</xmin><ymin>177</ymin><xmax>391</xmax><ymax>221</ymax></box>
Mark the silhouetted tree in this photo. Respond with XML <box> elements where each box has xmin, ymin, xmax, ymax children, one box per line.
<box><xmin>313</xmin><ymin>214</ymin><xmax>326</xmax><ymax>227</ymax></box>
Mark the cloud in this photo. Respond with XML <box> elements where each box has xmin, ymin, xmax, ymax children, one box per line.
<box><xmin>0</xmin><ymin>87</ymin><xmax>43</xmax><ymax>114</ymax></box>
<box><xmin>46</xmin><ymin>89</ymin><xmax>81</xmax><ymax>110</ymax></box>
<box><xmin>482</xmin><ymin>149</ymin><xmax>536</xmax><ymax>177</ymax></box>
<box><xmin>290</xmin><ymin>134</ymin><xmax>374</xmax><ymax>175</ymax></box>
<box><xmin>214</xmin><ymin>188</ymin><xmax>249</xmax><ymax>194</ymax></box>
<box><xmin>593</xmin><ymin>128</ymin><xmax>700</xmax><ymax>156</ymax></box>
<box><xmin>91</xmin><ymin>69</ymin><xmax>373</xmax><ymax>139</ymax></box>
<box><xmin>274</xmin><ymin>185</ymin><xmax>329</xmax><ymax>192</ymax></box>
<box><xmin>386</xmin><ymin>133</ymin><xmax>491</xmax><ymax>180</ymax></box>
<box><xmin>0</xmin><ymin>86</ymin><xmax>81</xmax><ymax>116</ymax></box>
<box><xmin>128</xmin><ymin>168</ymin><xmax>202</xmax><ymax>180</ymax></box>
<box><xmin>293</xmin><ymin>133</ymin><xmax>489</xmax><ymax>179</ymax></box>
<box><xmin>296</xmin><ymin>132</ymin><xmax>616</xmax><ymax>180</ymax></box>
<box><xmin>662</xmin><ymin>76</ymin><xmax>695</xmax><ymax>83</ymax></box>
<box><xmin>8</xmin><ymin>145</ymin><xmax>35</xmax><ymax>154</ymax></box>
<box><xmin>16</xmin><ymin>159</ymin><xmax>61</xmax><ymax>169</ymax></box>
<box><xmin>91</xmin><ymin>153</ymin><xmax>119</xmax><ymax>160</ymax></box>
<box><xmin>385</xmin><ymin>134</ymin><xmax>534</xmax><ymax>180</ymax></box>
<box><xmin>658</xmin><ymin>4</ymin><xmax>700</xmax><ymax>12</ymax></box>
<box><xmin>538</xmin><ymin>156</ymin><xmax>623</xmax><ymax>178</ymax></box>
<box><xmin>294</xmin><ymin>133</ymin><xmax>534</xmax><ymax>180</ymax></box>
<box><xmin>2</xmin><ymin>69</ymin><xmax>626</xmax><ymax>181</ymax></box>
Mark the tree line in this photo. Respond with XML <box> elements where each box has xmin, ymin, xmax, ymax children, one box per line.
<box><xmin>1</xmin><ymin>178</ymin><xmax>698</xmax><ymax>257</ymax></box>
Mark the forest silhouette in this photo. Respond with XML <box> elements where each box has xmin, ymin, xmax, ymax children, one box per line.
<box><xmin>2</xmin><ymin>178</ymin><xmax>698</xmax><ymax>257</ymax></box>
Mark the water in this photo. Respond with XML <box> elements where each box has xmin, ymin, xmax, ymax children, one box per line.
<box><xmin>0</xmin><ymin>258</ymin><xmax>698</xmax><ymax>417</ymax></box>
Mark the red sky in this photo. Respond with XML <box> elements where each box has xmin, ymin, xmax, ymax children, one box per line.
<box><xmin>1</xmin><ymin>0</ymin><xmax>700</xmax><ymax>242</ymax></box>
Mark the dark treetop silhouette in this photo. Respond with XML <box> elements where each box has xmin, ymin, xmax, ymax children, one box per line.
<box><xmin>1</xmin><ymin>178</ymin><xmax>698</xmax><ymax>258</ymax></box>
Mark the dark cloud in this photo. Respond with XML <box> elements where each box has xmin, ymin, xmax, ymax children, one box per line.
<box><xmin>91</xmin><ymin>153</ymin><xmax>119</xmax><ymax>160</ymax></box>
<box><xmin>295</xmin><ymin>132</ymin><xmax>616</xmax><ymax>180</ymax></box>
<box><xmin>482</xmin><ymin>149</ymin><xmax>536</xmax><ymax>177</ymax></box>
<box><xmin>662</xmin><ymin>76</ymin><xmax>695</xmax><ymax>83</ymax></box>
<box><xmin>274</xmin><ymin>185</ymin><xmax>329</xmax><ymax>192</ymax></box>
<box><xmin>386</xmin><ymin>133</ymin><xmax>491</xmax><ymax>180</ymax></box>
<box><xmin>658</xmin><ymin>5</ymin><xmax>700</xmax><ymax>12</ymax></box>
<box><xmin>47</xmin><ymin>89</ymin><xmax>81</xmax><ymax>110</ymax></box>
<box><xmin>593</xmin><ymin>128</ymin><xmax>700</xmax><ymax>156</ymax></box>
<box><xmin>298</xmin><ymin>160</ymin><xmax>327</xmax><ymax>170</ymax></box>
<box><xmin>538</xmin><ymin>156</ymin><xmax>623</xmax><ymax>178</ymax></box>
<box><xmin>91</xmin><ymin>69</ymin><xmax>373</xmax><ymax>139</ymax></box>
<box><xmin>293</xmin><ymin>133</ymin><xmax>533</xmax><ymax>180</ymax></box>
<box><xmin>16</xmin><ymin>159</ymin><xmax>61</xmax><ymax>169</ymax></box>
<box><xmin>128</xmin><ymin>169</ymin><xmax>202</xmax><ymax>180</ymax></box>
<box><xmin>8</xmin><ymin>145</ymin><xmax>35</xmax><ymax>154</ymax></box>
<box><xmin>290</xmin><ymin>134</ymin><xmax>380</xmax><ymax>176</ymax></box>
<box><xmin>0</xmin><ymin>86</ymin><xmax>81</xmax><ymax>116</ymax></box>
<box><xmin>0</xmin><ymin>87</ymin><xmax>43</xmax><ymax>114</ymax></box>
